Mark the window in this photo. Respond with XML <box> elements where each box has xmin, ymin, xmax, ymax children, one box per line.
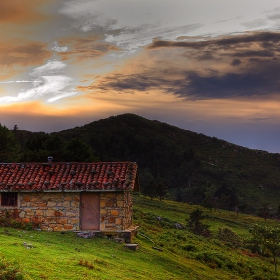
<box><xmin>1</xmin><ymin>193</ymin><xmax>17</xmax><ymax>207</ymax></box>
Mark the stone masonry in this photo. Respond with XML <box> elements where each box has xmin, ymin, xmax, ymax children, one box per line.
<box><xmin>0</xmin><ymin>192</ymin><xmax>80</xmax><ymax>231</ymax></box>
<box><xmin>100</xmin><ymin>191</ymin><xmax>133</xmax><ymax>231</ymax></box>
<box><xmin>0</xmin><ymin>191</ymin><xmax>133</xmax><ymax>232</ymax></box>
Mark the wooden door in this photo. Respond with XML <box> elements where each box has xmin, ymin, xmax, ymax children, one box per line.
<box><xmin>81</xmin><ymin>192</ymin><xmax>100</xmax><ymax>230</ymax></box>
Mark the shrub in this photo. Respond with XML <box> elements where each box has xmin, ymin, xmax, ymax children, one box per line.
<box><xmin>182</xmin><ymin>244</ymin><xmax>198</xmax><ymax>252</ymax></box>
<box><xmin>78</xmin><ymin>260</ymin><xmax>94</xmax><ymax>269</ymax></box>
<box><xmin>217</xmin><ymin>227</ymin><xmax>243</xmax><ymax>248</ymax></box>
<box><xmin>0</xmin><ymin>217</ymin><xmax>40</xmax><ymax>230</ymax></box>
<box><xmin>195</xmin><ymin>252</ymin><xmax>224</xmax><ymax>268</ymax></box>
<box><xmin>0</xmin><ymin>256</ymin><xmax>24</xmax><ymax>280</ymax></box>
<box><xmin>187</xmin><ymin>208</ymin><xmax>211</xmax><ymax>236</ymax></box>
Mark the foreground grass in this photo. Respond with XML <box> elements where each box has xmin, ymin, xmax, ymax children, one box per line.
<box><xmin>0</xmin><ymin>228</ymin><xmax>218</xmax><ymax>280</ymax></box>
<box><xmin>0</xmin><ymin>195</ymin><xmax>279</xmax><ymax>279</ymax></box>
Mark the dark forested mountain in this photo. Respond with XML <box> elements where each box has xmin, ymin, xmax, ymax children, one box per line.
<box><xmin>8</xmin><ymin>113</ymin><xmax>280</xmax><ymax>214</ymax></box>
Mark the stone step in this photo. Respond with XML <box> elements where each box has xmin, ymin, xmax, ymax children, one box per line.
<box><xmin>125</xmin><ymin>243</ymin><xmax>139</xmax><ymax>251</ymax></box>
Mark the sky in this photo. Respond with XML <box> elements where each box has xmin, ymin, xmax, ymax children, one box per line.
<box><xmin>1</xmin><ymin>0</ymin><xmax>280</xmax><ymax>153</ymax></box>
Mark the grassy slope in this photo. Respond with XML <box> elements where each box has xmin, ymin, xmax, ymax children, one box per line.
<box><xmin>0</xmin><ymin>196</ymin><xmax>279</xmax><ymax>280</ymax></box>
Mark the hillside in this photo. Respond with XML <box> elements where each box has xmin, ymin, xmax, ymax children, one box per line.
<box><xmin>15</xmin><ymin>113</ymin><xmax>280</xmax><ymax>213</ymax></box>
<box><xmin>0</xmin><ymin>196</ymin><xmax>279</xmax><ymax>279</ymax></box>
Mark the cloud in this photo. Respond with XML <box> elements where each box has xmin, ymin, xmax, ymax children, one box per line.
<box><xmin>0</xmin><ymin>76</ymin><xmax>76</xmax><ymax>103</ymax></box>
<box><xmin>249</xmin><ymin>116</ymin><xmax>276</xmax><ymax>122</ymax></box>
<box><xmin>185</xmin><ymin>62</ymin><xmax>280</xmax><ymax>100</ymax></box>
<box><xmin>59</xmin><ymin>1</ymin><xmax>117</xmax><ymax>32</ymax></box>
<box><xmin>89</xmin><ymin>73</ymin><xmax>167</xmax><ymax>93</ymax></box>
<box><xmin>0</xmin><ymin>42</ymin><xmax>51</xmax><ymax>67</ymax></box>
<box><xmin>104</xmin><ymin>23</ymin><xmax>203</xmax><ymax>52</ymax></box>
<box><xmin>86</xmin><ymin>31</ymin><xmax>280</xmax><ymax>101</ymax></box>
<box><xmin>52</xmin><ymin>41</ymin><xmax>68</xmax><ymax>52</ymax></box>
<box><xmin>231</xmin><ymin>59</ymin><xmax>241</xmax><ymax>66</ymax></box>
<box><xmin>0</xmin><ymin>1</ymin><xmax>50</xmax><ymax>24</ymax></box>
<box><xmin>55</xmin><ymin>36</ymin><xmax>119</xmax><ymax>62</ymax></box>
<box><xmin>90</xmin><ymin>68</ymin><xmax>280</xmax><ymax>101</ymax></box>
<box><xmin>30</xmin><ymin>60</ymin><xmax>67</xmax><ymax>76</ymax></box>
<box><xmin>174</xmin><ymin>70</ymin><xmax>280</xmax><ymax>99</ymax></box>
<box><xmin>241</xmin><ymin>19</ymin><xmax>268</xmax><ymax>29</ymax></box>
<box><xmin>47</xmin><ymin>90</ymin><xmax>77</xmax><ymax>102</ymax></box>
<box><xmin>196</xmin><ymin>51</ymin><xmax>215</xmax><ymax>61</ymax></box>
<box><xmin>58</xmin><ymin>0</ymin><xmax>280</xmax><ymax>56</ymax></box>
<box><xmin>0</xmin><ymin>80</ymin><xmax>40</xmax><ymax>84</ymax></box>
<box><xmin>59</xmin><ymin>0</ymin><xmax>203</xmax><ymax>52</ymax></box>
<box><xmin>148</xmin><ymin>32</ymin><xmax>280</xmax><ymax>50</ymax></box>
<box><xmin>0</xmin><ymin>59</ymin><xmax>77</xmax><ymax>104</ymax></box>
<box><xmin>267</xmin><ymin>12</ymin><xmax>280</xmax><ymax>20</ymax></box>
<box><xmin>232</xmin><ymin>50</ymin><xmax>275</xmax><ymax>57</ymax></box>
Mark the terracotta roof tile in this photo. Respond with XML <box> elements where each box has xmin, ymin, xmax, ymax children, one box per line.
<box><xmin>0</xmin><ymin>162</ymin><xmax>138</xmax><ymax>192</ymax></box>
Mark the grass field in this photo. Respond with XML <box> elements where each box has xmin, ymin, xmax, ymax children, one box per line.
<box><xmin>0</xmin><ymin>195</ymin><xmax>280</xmax><ymax>279</ymax></box>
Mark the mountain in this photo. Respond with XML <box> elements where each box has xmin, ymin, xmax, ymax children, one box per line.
<box><xmin>19</xmin><ymin>113</ymin><xmax>280</xmax><ymax>214</ymax></box>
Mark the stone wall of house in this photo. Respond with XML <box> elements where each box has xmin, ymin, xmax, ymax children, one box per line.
<box><xmin>123</xmin><ymin>191</ymin><xmax>133</xmax><ymax>229</ymax></box>
<box><xmin>0</xmin><ymin>191</ymin><xmax>134</xmax><ymax>232</ymax></box>
<box><xmin>100</xmin><ymin>191</ymin><xmax>133</xmax><ymax>231</ymax></box>
<box><xmin>0</xmin><ymin>192</ymin><xmax>80</xmax><ymax>231</ymax></box>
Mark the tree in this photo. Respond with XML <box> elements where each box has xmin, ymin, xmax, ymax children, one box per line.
<box><xmin>188</xmin><ymin>208</ymin><xmax>210</xmax><ymax>236</ymax></box>
<box><xmin>258</xmin><ymin>203</ymin><xmax>272</xmax><ymax>222</ymax></box>
<box><xmin>217</xmin><ymin>227</ymin><xmax>243</xmax><ymax>248</ymax></box>
<box><xmin>139</xmin><ymin>168</ymin><xmax>155</xmax><ymax>195</ymax></box>
<box><xmin>64</xmin><ymin>137</ymin><xmax>97</xmax><ymax>162</ymax></box>
<box><xmin>23</xmin><ymin>133</ymin><xmax>50</xmax><ymax>162</ymax></box>
<box><xmin>214</xmin><ymin>183</ymin><xmax>239</xmax><ymax>211</ymax></box>
<box><xmin>156</xmin><ymin>182</ymin><xmax>168</xmax><ymax>201</ymax></box>
<box><xmin>43</xmin><ymin>135</ymin><xmax>65</xmax><ymax>161</ymax></box>
<box><xmin>25</xmin><ymin>132</ymin><xmax>49</xmax><ymax>151</ymax></box>
<box><xmin>201</xmin><ymin>194</ymin><xmax>214</xmax><ymax>210</ymax></box>
<box><xmin>0</xmin><ymin>124</ymin><xmax>22</xmax><ymax>162</ymax></box>
<box><xmin>249</xmin><ymin>224</ymin><xmax>280</xmax><ymax>272</ymax></box>
<box><xmin>144</xmin><ymin>180</ymin><xmax>157</xmax><ymax>200</ymax></box>
<box><xmin>276</xmin><ymin>204</ymin><xmax>280</xmax><ymax>220</ymax></box>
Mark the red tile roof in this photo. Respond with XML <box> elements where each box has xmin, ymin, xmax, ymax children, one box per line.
<box><xmin>0</xmin><ymin>162</ymin><xmax>138</xmax><ymax>192</ymax></box>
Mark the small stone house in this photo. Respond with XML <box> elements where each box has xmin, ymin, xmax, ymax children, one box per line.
<box><xmin>0</xmin><ymin>161</ymin><xmax>139</xmax><ymax>237</ymax></box>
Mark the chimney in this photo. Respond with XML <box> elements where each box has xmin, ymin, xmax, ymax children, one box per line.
<box><xmin>48</xmin><ymin>156</ymin><xmax>53</xmax><ymax>162</ymax></box>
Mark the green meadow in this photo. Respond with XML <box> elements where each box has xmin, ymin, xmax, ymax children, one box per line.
<box><xmin>0</xmin><ymin>195</ymin><xmax>279</xmax><ymax>280</ymax></box>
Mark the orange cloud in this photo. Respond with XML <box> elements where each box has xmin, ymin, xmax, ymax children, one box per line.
<box><xmin>76</xmin><ymin>66</ymin><xmax>279</xmax><ymax>119</ymax></box>
<box><xmin>78</xmin><ymin>32</ymin><xmax>280</xmax><ymax>105</ymax></box>
<box><xmin>0</xmin><ymin>41</ymin><xmax>51</xmax><ymax>67</ymax></box>
<box><xmin>55</xmin><ymin>36</ymin><xmax>121</xmax><ymax>63</ymax></box>
<box><xmin>0</xmin><ymin>1</ymin><xmax>52</xmax><ymax>24</ymax></box>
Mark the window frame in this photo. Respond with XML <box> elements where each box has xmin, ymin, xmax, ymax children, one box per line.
<box><xmin>0</xmin><ymin>192</ymin><xmax>18</xmax><ymax>207</ymax></box>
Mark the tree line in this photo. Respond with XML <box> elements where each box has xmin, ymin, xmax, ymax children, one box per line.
<box><xmin>0</xmin><ymin>124</ymin><xmax>96</xmax><ymax>163</ymax></box>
